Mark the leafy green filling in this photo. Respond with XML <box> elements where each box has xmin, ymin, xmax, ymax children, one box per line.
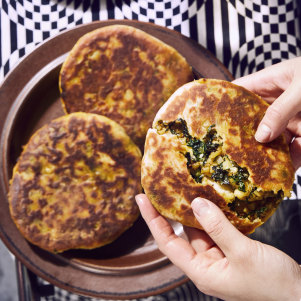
<box><xmin>162</xmin><ymin>119</ymin><xmax>220</xmax><ymax>163</ymax></box>
<box><xmin>158</xmin><ymin>118</ymin><xmax>248</xmax><ymax>191</ymax></box>
<box><xmin>228</xmin><ymin>190</ymin><xmax>283</xmax><ymax>220</ymax></box>
<box><xmin>211</xmin><ymin>163</ymin><xmax>249</xmax><ymax>192</ymax></box>
<box><xmin>156</xmin><ymin>118</ymin><xmax>283</xmax><ymax>221</ymax></box>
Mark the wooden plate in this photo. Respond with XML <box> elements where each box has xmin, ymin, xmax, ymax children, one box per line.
<box><xmin>0</xmin><ymin>20</ymin><xmax>232</xmax><ymax>299</ymax></box>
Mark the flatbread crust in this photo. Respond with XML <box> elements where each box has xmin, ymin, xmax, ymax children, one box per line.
<box><xmin>8</xmin><ymin>112</ymin><xmax>142</xmax><ymax>252</ymax></box>
<box><xmin>59</xmin><ymin>25</ymin><xmax>193</xmax><ymax>150</ymax></box>
<box><xmin>142</xmin><ymin>79</ymin><xmax>295</xmax><ymax>234</ymax></box>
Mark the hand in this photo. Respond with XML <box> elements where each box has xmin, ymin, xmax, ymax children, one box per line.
<box><xmin>136</xmin><ymin>194</ymin><xmax>301</xmax><ymax>301</ymax></box>
<box><xmin>233</xmin><ymin>57</ymin><xmax>301</xmax><ymax>169</ymax></box>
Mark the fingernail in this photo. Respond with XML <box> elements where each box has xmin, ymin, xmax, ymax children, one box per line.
<box><xmin>191</xmin><ymin>198</ymin><xmax>210</xmax><ymax>217</ymax></box>
<box><xmin>135</xmin><ymin>194</ymin><xmax>144</xmax><ymax>205</ymax></box>
<box><xmin>255</xmin><ymin>124</ymin><xmax>271</xmax><ymax>143</ymax></box>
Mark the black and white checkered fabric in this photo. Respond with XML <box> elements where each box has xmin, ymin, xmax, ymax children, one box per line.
<box><xmin>1</xmin><ymin>1</ymin><xmax>301</xmax><ymax>300</ymax></box>
<box><xmin>0</xmin><ymin>0</ymin><xmax>300</xmax><ymax>82</ymax></box>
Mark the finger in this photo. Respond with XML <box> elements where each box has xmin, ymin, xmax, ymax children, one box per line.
<box><xmin>255</xmin><ymin>79</ymin><xmax>301</xmax><ymax>143</ymax></box>
<box><xmin>287</xmin><ymin>112</ymin><xmax>301</xmax><ymax>137</ymax></box>
<box><xmin>232</xmin><ymin>59</ymin><xmax>293</xmax><ymax>100</ymax></box>
<box><xmin>191</xmin><ymin>197</ymin><xmax>248</xmax><ymax>258</ymax></box>
<box><xmin>283</xmin><ymin>129</ymin><xmax>294</xmax><ymax>145</ymax></box>
<box><xmin>233</xmin><ymin>74</ymin><xmax>283</xmax><ymax>102</ymax></box>
<box><xmin>290</xmin><ymin>137</ymin><xmax>301</xmax><ymax>170</ymax></box>
<box><xmin>184</xmin><ymin>226</ymin><xmax>215</xmax><ymax>252</ymax></box>
<box><xmin>135</xmin><ymin>194</ymin><xmax>197</xmax><ymax>270</ymax></box>
<box><xmin>184</xmin><ymin>227</ymin><xmax>225</xmax><ymax>261</ymax></box>
<box><xmin>203</xmin><ymin>245</ymin><xmax>225</xmax><ymax>262</ymax></box>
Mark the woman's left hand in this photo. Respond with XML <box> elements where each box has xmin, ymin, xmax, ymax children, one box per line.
<box><xmin>136</xmin><ymin>194</ymin><xmax>301</xmax><ymax>301</ymax></box>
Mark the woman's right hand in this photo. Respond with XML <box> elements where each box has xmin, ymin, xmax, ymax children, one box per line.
<box><xmin>233</xmin><ymin>57</ymin><xmax>301</xmax><ymax>169</ymax></box>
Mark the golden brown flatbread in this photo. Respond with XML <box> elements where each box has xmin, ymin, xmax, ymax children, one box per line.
<box><xmin>59</xmin><ymin>24</ymin><xmax>194</xmax><ymax>149</ymax></box>
<box><xmin>141</xmin><ymin>79</ymin><xmax>295</xmax><ymax>234</ymax></box>
<box><xmin>8</xmin><ymin>112</ymin><xmax>142</xmax><ymax>252</ymax></box>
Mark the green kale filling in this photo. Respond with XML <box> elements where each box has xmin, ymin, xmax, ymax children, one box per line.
<box><xmin>185</xmin><ymin>152</ymin><xmax>203</xmax><ymax>183</ymax></box>
<box><xmin>227</xmin><ymin>190</ymin><xmax>283</xmax><ymax>221</ymax></box>
<box><xmin>211</xmin><ymin>162</ymin><xmax>249</xmax><ymax>192</ymax></box>
<box><xmin>231</xmin><ymin>167</ymin><xmax>249</xmax><ymax>192</ymax></box>
<box><xmin>211</xmin><ymin>165</ymin><xmax>230</xmax><ymax>185</ymax></box>
<box><xmin>161</xmin><ymin>118</ymin><xmax>222</xmax><ymax>183</ymax></box>
<box><xmin>156</xmin><ymin>118</ymin><xmax>283</xmax><ymax>221</ymax></box>
<box><xmin>159</xmin><ymin>118</ymin><xmax>248</xmax><ymax>191</ymax></box>
<box><xmin>162</xmin><ymin>118</ymin><xmax>221</xmax><ymax>163</ymax></box>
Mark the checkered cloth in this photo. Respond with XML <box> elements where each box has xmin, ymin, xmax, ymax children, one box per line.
<box><xmin>1</xmin><ymin>0</ymin><xmax>300</xmax><ymax>82</ymax></box>
<box><xmin>1</xmin><ymin>1</ymin><xmax>301</xmax><ymax>300</ymax></box>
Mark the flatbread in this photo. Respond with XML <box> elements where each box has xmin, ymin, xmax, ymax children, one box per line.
<box><xmin>59</xmin><ymin>25</ymin><xmax>194</xmax><ymax>149</ymax></box>
<box><xmin>8</xmin><ymin>112</ymin><xmax>142</xmax><ymax>252</ymax></box>
<box><xmin>141</xmin><ymin>79</ymin><xmax>295</xmax><ymax>234</ymax></box>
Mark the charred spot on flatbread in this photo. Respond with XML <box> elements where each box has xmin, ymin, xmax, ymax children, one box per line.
<box><xmin>141</xmin><ymin>79</ymin><xmax>294</xmax><ymax>234</ymax></box>
<box><xmin>59</xmin><ymin>25</ymin><xmax>193</xmax><ymax>150</ymax></box>
<box><xmin>8</xmin><ymin>112</ymin><xmax>142</xmax><ymax>253</ymax></box>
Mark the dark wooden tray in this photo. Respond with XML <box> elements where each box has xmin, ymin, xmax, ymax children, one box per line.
<box><xmin>0</xmin><ymin>19</ymin><xmax>232</xmax><ymax>299</ymax></box>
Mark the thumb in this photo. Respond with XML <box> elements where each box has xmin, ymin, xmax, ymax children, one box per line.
<box><xmin>191</xmin><ymin>197</ymin><xmax>248</xmax><ymax>257</ymax></box>
<box><xmin>255</xmin><ymin>79</ymin><xmax>301</xmax><ymax>143</ymax></box>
